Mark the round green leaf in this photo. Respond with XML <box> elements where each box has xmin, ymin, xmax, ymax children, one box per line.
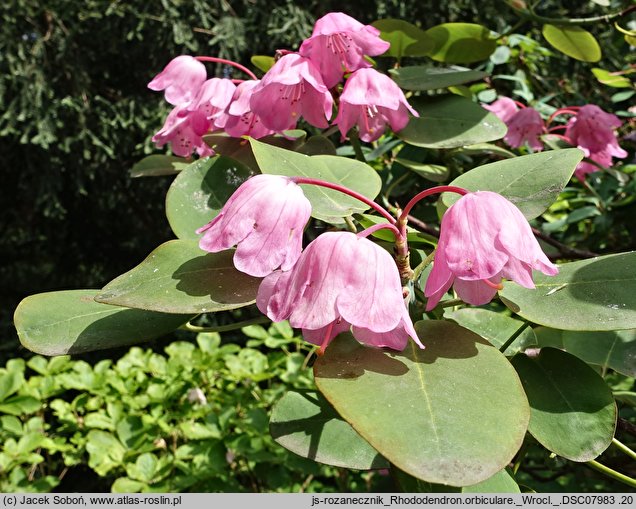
<box><xmin>458</xmin><ymin>143</ymin><xmax>516</xmax><ymax>159</ymax></box>
<box><xmin>500</xmin><ymin>252</ymin><xmax>636</xmax><ymax>331</ymax></box>
<box><xmin>130</xmin><ymin>155</ymin><xmax>187</xmax><ymax>178</ymax></box>
<box><xmin>442</xmin><ymin>148</ymin><xmax>584</xmax><ymax>220</ymax></box>
<box><xmin>511</xmin><ymin>348</ymin><xmax>616</xmax><ymax>461</ymax></box>
<box><xmin>314</xmin><ymin>321</ymin><xmax>529</xmax><ymax>487</ymax></box>
<box><xmin>394</xmin><ymin>159</ymin><xmax>450</xmax><ymax>182</ymax></box>
<box><xmin>390</xmin><ymin>66</ymin><xmax>488</xmax><ymax>91</ymax></box>
<box><xmin>250</xmin><ymin>138</ymin><xmax>382</xmax><ymax>223</ymax></box>
<box><xmin>372</xmin><ymin>19</ymin><xmax>435</xmax><ymax>58</ymax></box>
<box><xmin>95</xmin><ymin>240</ymin><xmax>260</xmax><ymax>314</ymax></box>
<box><xmin>444</xmin><ymin>308</ymin><xmax>537</xmax><ymax>355</ymax></box>
<box><xmin>165</xmin><ymin>156</ymin><xmax>254</xmax><ymax>240</ymax></box>
<box><xmin>592</xmin><ymin>68</ymin><xmax>632</xmax><ymax>89</ymax></box>
<box><xmin>463</xmin><ymin>469</ymin><xmax>520</xmax><ymax>493</ymax></box>
<box><xmin>250</xmin><ymin>55</ymin><xmax>274</xmax><ymax>73</ymax></box>
<box><xmin>542</xmin><ymin>25</ymin><xmax>601</xmax><ymax>63</ymax></box>
<box><xmin>534</xmin><ymin>327</ymin><xmax>636</xmax><ymax>378</ymax></box>
<box><xmin>270</xmin><ymin>390</ymin><xmax>388</xmax><ymax>470</ymax></box>
<box><xmin>14</xmin><ymin>290</ymin><xmax>192</xmax><ymax>356</ymax></box>
<box><xmin>398</xmin><ymin>95</ymin><xmax>507</xmax><ymax>149</ymax></box>
<box><xmin>425</xmin><ymin>23</ymin><xmax>497</xmax><ymax>63</ymax></box>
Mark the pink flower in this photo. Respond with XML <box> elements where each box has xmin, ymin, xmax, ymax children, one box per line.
<box><xmin>196</xmin><ymin>175</ymin><xmax>311</xmax><ymax>278</ymax></box>
<box><xmin>152</xmin><ymin>105</ymin><xmax>213</xmax><ymax>158</ymax></box>
<box><xmin>148</xmin><ymin>55</ymin><xmax>207</xmax><ymax>106</ymax></box>
<box><xmin>249</xmin><ymin>53</ymin><xmax>333</xmax><ymax>131</ymax></box>
<box><xmin>483</xmin><ymin>97</ymin><xmax>545</xmax><ymax>151</ymax></box>
<box><xmin>299</xmin><ymin>12</ymin><xmax>390</xmax><ymax>88</ymax></box>
<box><xmin>482</xmin><ymin>97</ymin><xmax>519</xmax><ymax>124</ymax></box>
<box><xmin>334</xmin><ymin>68</ymin><xmax>418</xmax><ymax>142</ymax></box>
<box><xmin>424</xmin><ymin>191</ymin><xmax>558</xmax><ymax>310</ymax></box>
<box><xmin>505</xmin><ymin>107</ymin><xmax>545</xmax><ymax>151</ymax></box>
<box><xmin>223</xmin><ymin>80</ymin><xmax>276</xmax><ymax>139</ymax></box>
<box><xmin>257</xmin><ymin>231</ymin><xmax>424</xmax><ymax>352</ymax></box>
<box><xmin>564</xmin><ymin>105</ymin><xmax>627</xmax><ymax>179</ymax></box>
<box><xmin>188</xmin><ymin>78</ymin><xmax>236</xmax><ymax>130</ymax></box>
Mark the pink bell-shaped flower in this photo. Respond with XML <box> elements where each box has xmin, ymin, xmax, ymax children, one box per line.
<box><xmin>223</xmin><ymin>80</ymin><xmax>276</xmax><ymax>139</ymax></box>
<box><xmin>257</xmin><ymin>231</ymin><xmax>424</xmax><ymax>352</ymax></box>
<box><xmin>249</xmin><ymin>53</ymin><xmax>334</xmax><ymax>131</ymax></box>
<box><xmin>152</xmin><ymin>105</ymin><xmax>213</xmax><ymax>158</ymax></box>
<box><xmin>483</xmin><ymin>97</ymin><xmax>545</xmax><ymax>151</ymax></box>
<box><xmin>298</xmin><ymin>12</ymin><xmax>390</xmax><ymax>88</ymax></box>
<box><xmin>424</xmin><ymin>191</ymin><xmax>558</xmax><ymax>310</ymax></box>
<box><xmin>334</xmin><ymin>68</ymin><xmax>418</xmax><ymax>142</ymax></box>
<box><xmin>148</xmin><ymin>55</ymin><xmax>207</xmax><ymax>106</ymax></box>
<box><xmin>565</xmin><ymin>104</ymin><xmax>627</xmax><ymax>179</ymax></box>
<box><xmin>197</xmin><ymin>175</ymin><xmax>312</xmax><ymax>278</ymax></box>
<box><xmin>482</xmin><ymin>97</ymin><xmax>518</xmax><ymax>124</ymax></box>
<box><xmin>505</xmin><ymin>107</ymin><xmax>545</xmax><ymax>151</ymax></box>
<box><xmin>188</xmin><ymin>78</ymin><xmax>236</xmax><ymax>130</ymax></box>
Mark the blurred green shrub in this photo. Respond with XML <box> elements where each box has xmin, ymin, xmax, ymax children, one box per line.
<box><xmin>0</xmin><ymin>323</ymin><xmax>388</xmax><ymax>492</ymax></box>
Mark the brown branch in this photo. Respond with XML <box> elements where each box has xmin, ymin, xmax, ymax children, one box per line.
<box><xmin>406</xmin><ymin>214</ymin><xmax>439</xmax><ymax>237</ymax></box>
<box><xmin>532</xmin><ymin>227</ymin><xmax>599</xmax><ymax>259</ymax></box>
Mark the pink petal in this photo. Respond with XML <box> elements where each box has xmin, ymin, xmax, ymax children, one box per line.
<box><xmin>453</xmin><ymin>276</ymin><xmax>501</xmax><ymax>306</ymax></box>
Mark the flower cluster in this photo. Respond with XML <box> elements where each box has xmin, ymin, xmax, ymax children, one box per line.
<box><xmin>148</xmin><ymin>12</ymin><xmax>418</xmax><ymax>157</ymax></box>
<box><xmin>484</xmin><ymin>96</ymin><xmax>627</xmax><ymax>180</ymax></box>
<box><xmin>197</xmin><ymin>174</ymin><xmax>424</xmax><ymax>353</ymax></box>
<box><xmin>197</xmin><ymin>172</ymin><xmax>558</xmax><ymax>353</ymax></box>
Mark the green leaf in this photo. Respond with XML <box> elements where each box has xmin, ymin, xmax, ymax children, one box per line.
<box><xmin>425</xmin><ymin>23</ymin><xmax>497</xmax><ymax>63</ymax></box>
<box><xmin>394</xmin><ymin>159</ymin><xmax>450</xmax><ymax>183</ymax></box>
<box><xmin>165</xmin><ymin>156</ymin><xmax>254</xmax><ymax>240</ymax></box>
<box><xmin>270</xmin><ymin>390</ymin><xmax>389</xmax><ymax>470</ymax></box>
<box><xmin>1</xmin><ymin>415</ymin><xmax>23</xmax><ymax>435</ymax></box>
<box><xmin>0</xmin><ymin>396</ymin><xmax>41</xmax><ymax>416</ymax></box>
<box><xmin>96</xmin><ymin>240</ymin><xmax>260</xmax><ymax>314</ymax></box>
<box><xmin>372</xmin><ymin>19</ymin><xmax>435</xmax><ymax>58</ymax></box>
<box><xmin>500</xmin><ymin>252</ymin><xmax>636</xmax><ymax>331</ymax></box>
<box><xmin>0</xmin><ymin>371</ymin><xmax>23</xmax><ymax>402</ymax></box>
<box><xmin>14</xmin><ymin>290</ymin><xmax>191</xmax><ymax>356</ymax></box>
<box><xmin>591</xmin><ymin>68</ymin><xmax>632</xmax><ymax>89</ymax></box>
<box><xmin>112</xmin><ymin>478</ymin><xmax>147</xmax><ymax>493</ymax></box>
<box><xmin>250</xmin><ymin>55</ymin><xmax>274</xmax><ymax>73</ymax></box>
<box><xmin>398</xmin><ymin>95</ymin><xmax>506</xmax><ymax>149</ymax></box>
<box><xmin>511</xmin><ymin>348</ymin><xmax>616</xmax><ymax>461</ymax></box>
<box><xmin>615</xmin><ymin>392</ymin><xmax>636</xmax><ymax>407</ymax></box>
<box><xmin>463</xmin><ymin>469</ymin><xmax>520</xmax><ymax>493</ymax></box>
<box><xmin>458</xmin><ymin>143</ymin><xmax>516</xmax><ymax>159</ymax></box>
<box><xmin>444</xmin><ymin>308</ymin><xmax>536</xmax><ymax>355</ymax></box>
<box><xmin>130</xmin><ymin>155</ymin><xmax>188</xmax><ymax>178</ymax></box>
<box><xmin>534</xmin><ymin>327</ymin><xmax>636</xmax><ymax>378</ymax></box>
<box><xmin>390</xmin><ymin>66</ymin><xmax>488</xmax><ymax>91</ymax></box>
<box><xmin>392</xmin><ymin>467</ymin><xmax>461</xmax><ymax>492</ymax></box>
<box><xmin>86</xmin><ymin>430</ymin><xmax>126</xmax><ymax>476</ymax></box>
<box><xmin>202</xmin><ymin>132</ymin><xmax>308</xmax><ymax>170</ymax></box>
<box><xmin>442</xmin><ymin>148</ymin><xmax>585</xmax><ymax>220</ymax></box>
<box><xmin>314</xmin><ymin>322</ymin><xmax>529</xmax><ymax>486</ymax></box>
<box><xmin>127</xmin><ymin>453</ymin><xmax>159</xmax><ymax>483</ymax></box>
<box><xmin>250</xmin><ymin>139</ymin><xmax>382</xmax><ymax>223</ymax></box>
<box><xmin>542</xmin><ymin>25</ymin><xmax>601</xmax><ymax>62</ymax></box>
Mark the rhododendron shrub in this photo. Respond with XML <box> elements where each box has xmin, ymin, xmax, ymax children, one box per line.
<box><xmin>13</xmin><ymin>9</ymin><xmax>635</xmax><ymax>492</ymax></box>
